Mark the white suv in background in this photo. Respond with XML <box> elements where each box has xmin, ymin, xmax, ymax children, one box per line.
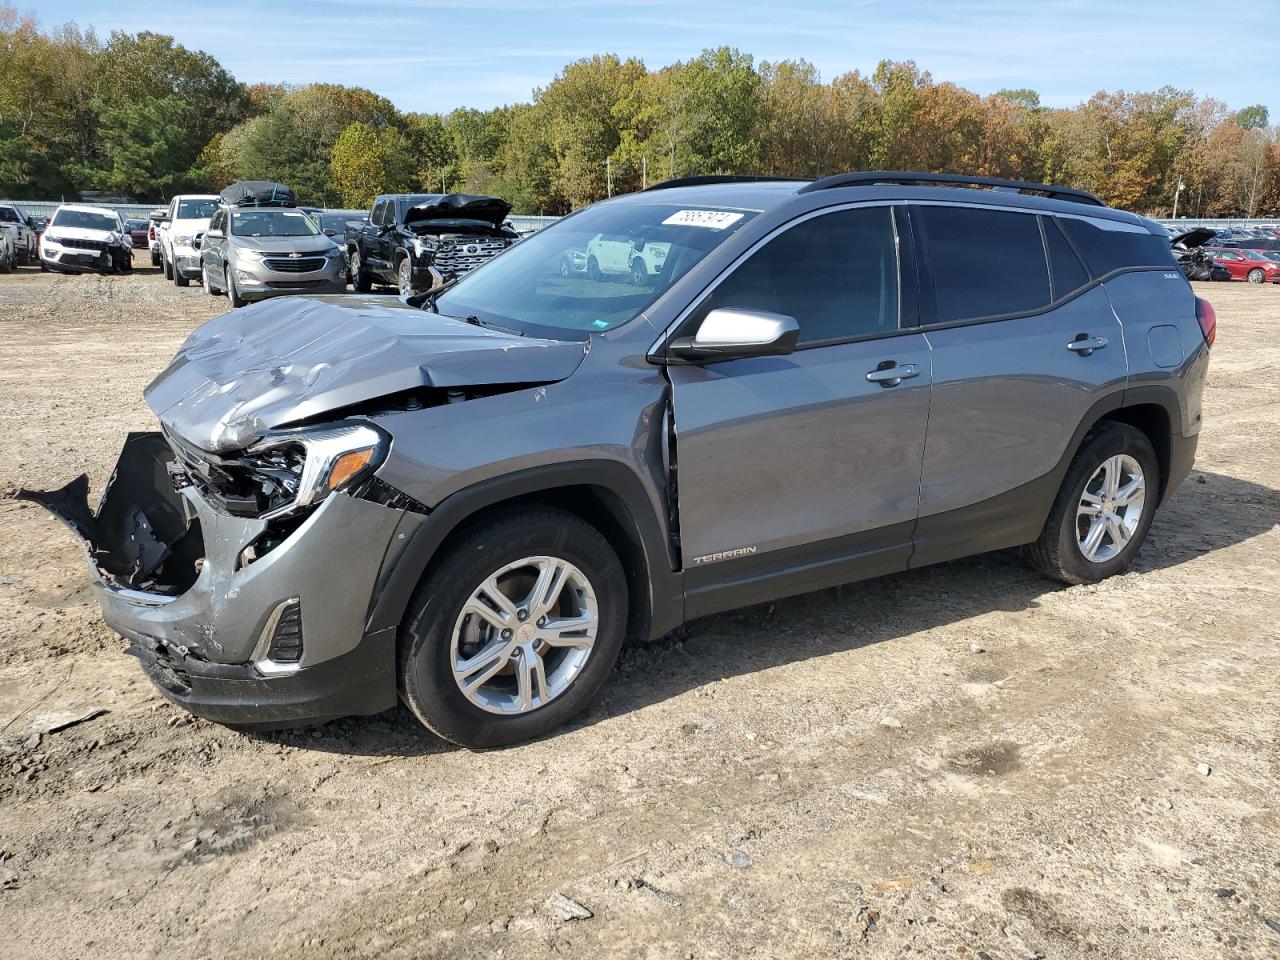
<box><xmin>38</xmin><ymin>204</ymin><xmax>133</xmax><ymax>274</ymax></box>
<box><xmin>159</xmin><ymin>195</ymin><xmax>219</xmax><ymax>286</ymax></box>
<box><xmin>584</xmin><ymin>232</ymin><xmax>671</xmax><ymax>283</ymax></box>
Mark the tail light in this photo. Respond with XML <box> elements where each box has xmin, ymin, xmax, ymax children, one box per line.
<box><xmin>1195</xmin><ymin>297</ymin><xmax>1216</xmax><ymax>349</ymax></box>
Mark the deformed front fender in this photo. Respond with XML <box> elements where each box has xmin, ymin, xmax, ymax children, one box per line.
<box><xmin>363</xmin><ymin>459</ymin><xmax>685</xmax><ymax>646</ymax></box>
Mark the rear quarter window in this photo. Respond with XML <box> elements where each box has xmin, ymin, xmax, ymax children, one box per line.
<box><xmin>1059</xmin><ymin>218</ymin><xmax>1175</xmax><ymax>276</ymax></box>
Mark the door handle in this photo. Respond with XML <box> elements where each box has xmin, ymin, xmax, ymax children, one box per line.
<box><xmin>866</xmin><ymin>362</ymin><xmax>919</xmax><ymax>386</ymax></box>
<box><xmin>1067</xmin><ymin>335</ymin><xmax>1108</xmax><ymax>355</ymax></box>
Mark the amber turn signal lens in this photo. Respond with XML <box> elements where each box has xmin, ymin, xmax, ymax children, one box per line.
<box><xmin>325</xmin><ymin>448</ymin><xmax>375</xmax><ymax>491</ymax></box>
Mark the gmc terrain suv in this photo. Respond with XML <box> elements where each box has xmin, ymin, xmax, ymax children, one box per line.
<box><xmin>22</xmin><ymin>172</ymin><xmax>1212</xmax><ymax>749</ymax></box>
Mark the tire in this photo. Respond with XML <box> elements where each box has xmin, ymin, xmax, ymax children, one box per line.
<box><xmin>396</xmin><ymin>256</ymin><xmax>413</xmax><ymax>296</ymax></box>
<box><xmin>351</xmin><ymin>249</ymin><xmax>372</xmax><ymax>292</ymax></box>
<box><xmin>1029</xmin><ymin>421</ymin><xmax>1160</xmax><ymax>585</ymax></box>
<box><xmin>202</xmin><ymin>262</ymin><xmax>222</xmax><ymax>296</ymax></box>
<box><xmin>560</xmin><ymin>256</ymin><xmax>571</xmax><ymax>278</ymax></box>
<box><xmin>631</xmin><ymin>258</ymin><xmax>648</xmax><ymax>285</ymax></box>
<box><xmin>1246</xmin><ymin>268</ymin><xmax>1264</xmax><ymax>284</ymax></box>
<box><xmin>150</xmin><ymin>248</ymin><xmax>160</xmax><ymax>267</ymax></box>
<box><xmin>174</xmin><ymin>263</ymin><xmax>190</xmax><ymax>287</ymax></box>
<box><xmin>162</xmin><ymin>251</ymin><xmax>172</xmax><ymax>280</ymax></box>
<box><xmin>586</xmin><ymin>255</ymin><xmax>600</xmax><ymax>282</ymax></box>
<box><xmin>398</xmin><ymin>507</ymin><xmax>628</xmax><ymax>748</ymax></box>
<box><xmin>226</xmin><ymin>264</ymin><xmax>246</xmax><ymax>308</ymax></box>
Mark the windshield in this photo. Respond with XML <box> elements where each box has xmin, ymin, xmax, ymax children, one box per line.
<box><xmin>177</xmin><ymin>199</ymin><xmax>218</xmax><ymax>220</ymax></box>
<box><xmin>0</xmin><ymin>207</ymin><xmax>20</xmax><ymax>223</ymax></box>
<box><xmin>432</xmin><ymin>201</ymin><xmax>758</xmax><ymax>337</ymax></box>
<box><xmin>52</xmin><ymin>209</ymin><xmax>119</xmax><ymax>232</ymax></box>
<box><xmin>231</xmin><ymin>210</ymin><xmax>320</xmax><ymax>238</ymax></box>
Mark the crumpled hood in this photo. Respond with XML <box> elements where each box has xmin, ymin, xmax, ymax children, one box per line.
<box><xmin>404</xmin><ymin>194</ymin><xmax>511</xmax><ymax>229</ymax></box>
<box><xmin>144</xmin><ymin>295</ymin><xmax>587</xmax><ymax>453</ymax></box>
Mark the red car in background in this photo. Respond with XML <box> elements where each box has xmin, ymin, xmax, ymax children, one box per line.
<box><xmin>1208</xmin><ymin>247</ymin><xmax>1280</xmax><ymax>283</ymax></box>
<box><xmin>125</xmin><ymin>219</ymin><xmax>149</xmax><ymax>249</ymax></box>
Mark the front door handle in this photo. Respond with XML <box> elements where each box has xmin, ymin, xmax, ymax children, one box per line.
<box><xmin>1067</xmin><ymin>335</ymin><xmax>1108</xmax><ymax>356</ymax></box>
<box><xmin>866</xmin><ymin>362</ymin><xmax>919</xmax><ymax>386</ymax></box>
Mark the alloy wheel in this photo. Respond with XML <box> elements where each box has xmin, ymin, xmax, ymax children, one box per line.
<box><xmin>1076</xmin><ymin>454</ymin><xmax>1146</xmax><ymax>563</ymax></box>
<box><xmin>1247</xmin><ymin>268</ymin><xmax>1264</xmax><ymax>283</ymax></box>
<box><xmin>398</xmin><ymin>258</ymin><xmax>413</xmax><ymax>296</ymax></box>
<box><xmin>450</xmin><ymin>556</ymin><xmax>599</xmax><ymax>715</ymax></box>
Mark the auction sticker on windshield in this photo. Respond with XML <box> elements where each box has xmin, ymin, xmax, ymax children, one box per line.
<box><xmin>662</xmin><ymin>210</ymin><xmax>745</xmax><ymax>230</ymax></box>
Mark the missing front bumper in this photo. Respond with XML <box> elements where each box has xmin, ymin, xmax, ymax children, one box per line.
<box><xmin>17</xmin><ymin>432</ymin><xmax>416</xmax><ymax>725</ymax></box>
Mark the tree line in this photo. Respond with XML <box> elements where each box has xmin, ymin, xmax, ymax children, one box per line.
<box><xmin>1</xmin><ymin>5</ymin><xmax>1276</xmax><ymax>217</ymax></box>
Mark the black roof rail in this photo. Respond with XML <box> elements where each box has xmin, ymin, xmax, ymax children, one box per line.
<box><xmin>797</xmin><ymin>171</ymin><xmax>1105</xmax><ymax>207</ymax></box>
<box><xmin>643</xmin><ymin>175</ymin><xmax>806</xmax><ymax>192</ymax></box>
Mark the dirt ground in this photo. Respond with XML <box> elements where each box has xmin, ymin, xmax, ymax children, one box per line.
<box><xmin>0</xmin><ymin>258</ymin><xmax>1277</xmax><ymax>960</ymax></box>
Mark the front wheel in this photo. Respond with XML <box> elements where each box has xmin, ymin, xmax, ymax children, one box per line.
<box><xmin>351</xmin><ymin>250</ymin><xmax>372</xmax><ymax>292</ymax></box>
<box><xmin>162</xmin><ymin>252</ymin><xmax>172</xmax><ymax>280</ymax></box>
<box><xmin>1030</xmin><ymin>421</ymin><xmax>1160</xmax><ymax>585</ymax></box>
<box><xmin>586</xmin><ymin>255</ymin><xmax>600</xmax><ymax>282</ymax></box>
<box><xmin>1246</xmin><ymin>268</ymin><xmax>1264</xmax><ymax>284</ymax></box>
<box><xmin>398</xmin><ymin>507</ymin><xmax>628</xmax><ymax>748</ymax></box>
<box><xmin>396</xmin><ymin>256</ymin><xmax>414</xmax><ymax>296</ymax></box>
<box><xmin>226</xmin><ymin>264</ymin><xmax>246</xmax><ymax>308</ymax></box>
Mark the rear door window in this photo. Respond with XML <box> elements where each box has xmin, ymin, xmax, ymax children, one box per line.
<box><xmin>916</xmin><ymin>206</ymin><xmax>1050</xmax><ymax>323</ymax></box>
<box><xmin>697</xmin><ymin>206</ymin><xmax>901</xmax><ymax>345</ymax></box>
<box><xmin>1043</xmin><ymin>217</ymin><xmax>1092</xmax><ymax>298</ymax></box>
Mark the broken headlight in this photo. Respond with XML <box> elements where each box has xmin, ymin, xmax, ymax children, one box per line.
<box><xmin>243</xmin><ymin>423</ymin><xmax>387</xmax><ymax>520</ymax></box>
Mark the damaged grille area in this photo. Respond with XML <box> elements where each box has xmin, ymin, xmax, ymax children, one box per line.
<box><xmin>165</xmin><ymin>427</ymin><xmax>304</xmax><ymax>518</ymax></box>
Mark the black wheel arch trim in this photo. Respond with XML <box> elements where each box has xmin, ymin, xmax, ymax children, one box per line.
<box><xmin>363</xmin><ymin>460</ymin><xmax>684</xmax><ymax>646</ymax></box>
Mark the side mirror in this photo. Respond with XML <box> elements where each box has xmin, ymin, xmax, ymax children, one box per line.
<box><xmin>324</xmin><ymin>228</ymin><xmax>337</xmax><ymax>237</ymax></box>
<box><xmin>666</xmin><ymin>308</ymin><xmax>800</xmax><ymax>363</ymax></box>
<box><xmin>205</xmin><ymin>228</ymin><xmax>223</xmax><ymax>239</ymax></box>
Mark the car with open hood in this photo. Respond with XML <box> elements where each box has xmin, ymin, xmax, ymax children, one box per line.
<box><xmin>21</xmin><ymin>171</ymin><xmax>1211</xmax><ymax>749</ymax></box>
<box><xmin>1170</xmin><ymin>228</ymin><xmax>1232</xmax><ymax>282</ymax></box>
<box><xmin>347</xmin><ymin>193</ymin><xmax>519</xmax><ymax>296</ymax></box>
<box><xmin>38</xmin><ymin>204</ymin><xmax>133</xmax><ymax>274</ymax></box>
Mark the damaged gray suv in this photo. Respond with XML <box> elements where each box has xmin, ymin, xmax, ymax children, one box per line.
<box><xmin>21</xmin><ymin>172</ymin><xmax>1213</xmax><ymax>748</ymax></box>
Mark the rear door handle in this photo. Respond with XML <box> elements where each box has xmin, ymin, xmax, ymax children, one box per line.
<box><xmin>866</xmin><ymin>362</ymin><xmax>919</xmax><ymax>386</ymax></box>
<box><xmin>1067</xmin><ymin>335</ymin><xmax>1108</xmax><ymax>355</ymax></box>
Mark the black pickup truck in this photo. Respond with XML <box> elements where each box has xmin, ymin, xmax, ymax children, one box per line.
<box><xmin>346</xmin><ymin>193</ymin><xmax>519</xmax><ymax>295</ymax></box>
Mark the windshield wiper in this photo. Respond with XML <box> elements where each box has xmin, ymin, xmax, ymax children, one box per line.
<box><xmin>463</xmin><ymin>314</ymin><xmax>524</xmax><ymax>336</ymax></box>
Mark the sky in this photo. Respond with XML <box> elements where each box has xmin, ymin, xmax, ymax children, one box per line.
<box><xmin>44</xmin><ymin>0</ymin><xmax>1280</xmax><ymax>120</ymax></box>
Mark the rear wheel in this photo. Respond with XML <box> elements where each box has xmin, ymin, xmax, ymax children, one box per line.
<box><xmin>398</xmin><ymin>507</ymin><xmax>628</xmax><ymax>748</ymax></box>
<box><xmin>631</xmin><ymin>258</ymin><xmax>647</xmax><ymax>285</ymax></box>
<box><xmin>586</xmin><ymin>255</ymin><xmax>600</xmax><ymax>282</ymax></box>
<box><xmin>173</xmin><ymin>262</ymin><xmax>190</xmax><ymax>287</ymax></box>
<box><xmin>351</xmin><ymin>249</ymin><xmax>372</xmax><ymax>292</ymax></box>
<box><xmin>150</xmin><ymin>248</ymin><xmax>160</xmax><ymax>267</ymax></box>
<box><xmin>1247</xmin><ymin>268</ymin><xmax>1264</xmax><ymax>283</ymax></box>
<box><xmin>1030</xmin><ymin>421</ymin><xmax>1160</xmax><ymax>585</ymax></box>
<box><xmin>202</xmin><ymin>262</ymin><xmax>222</xmax><ymax>296</ymax></box>
<box><xmin>162</xmin><ymin>251</ymin><xmax>172</xmax><ymax>280</ymax></box>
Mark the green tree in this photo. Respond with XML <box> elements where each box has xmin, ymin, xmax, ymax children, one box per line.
<box><xmin>1236</xmin><ymin>104</ymin><xmax>1269</xmax><ymax>130</ymax></box>
<box><xmin>95</xmin><ymin>94</ymin><xmax>211</xmax><ymax>198</ymax></box>
<box><xmin>329</xmin><ymin>121</ymin><xmax>418</xmax><ymax>208</ymax></box>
